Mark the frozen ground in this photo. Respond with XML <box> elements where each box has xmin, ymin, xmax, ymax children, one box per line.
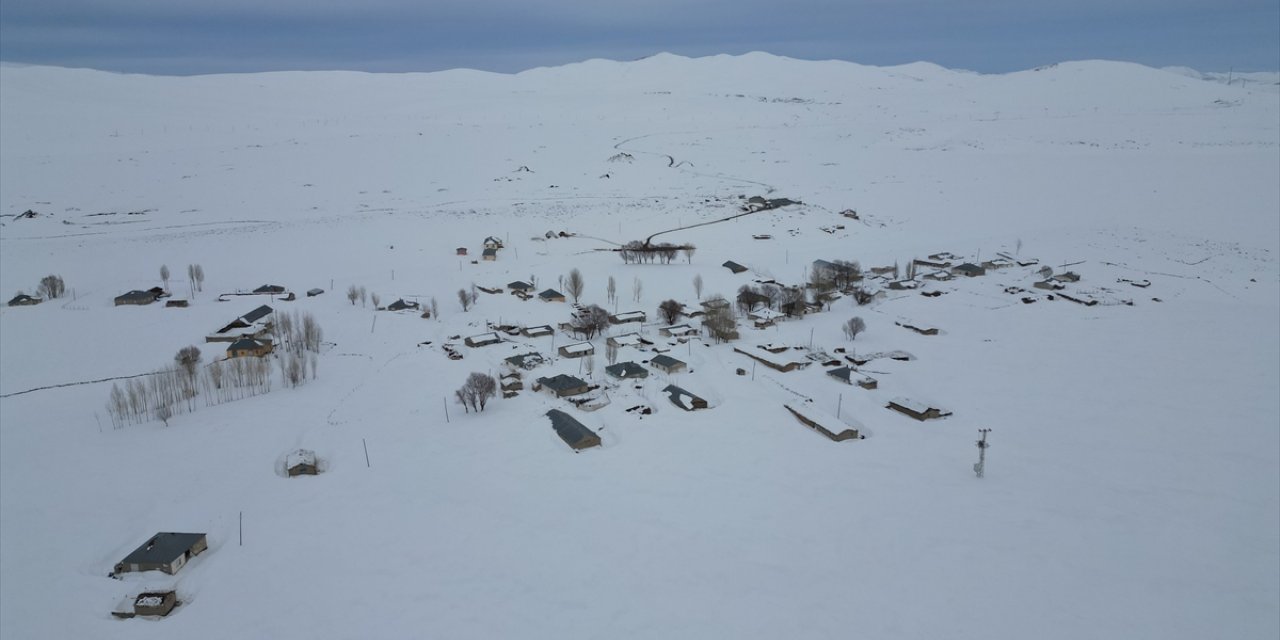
<box><xmin>1</xmin><ymin>53</ymin><xmax>1277</xmax><ymax>639</ymax></box>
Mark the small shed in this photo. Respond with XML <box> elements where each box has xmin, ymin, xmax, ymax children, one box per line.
<box><xmin>536</xmin><ymin>374</ymin><xmax>590</xmax><ymax>398</ymax></box>
<box><xmin>605</xmin><ymin>361</ymin><xmax>649</xmax><ymax>380</ymax></box>
<box><xmin>113</xmin><ymin>532</ymin><xmax>208</xmax><ymax>576</ymax></box>
<box><xmin>7</xmin><ymin>294</ymin><xmax>41</xmax><ymax>306</ymax></box>
<box><xmin>538</xmin><ymin>289</ymin><xmax>566</xmax><ymax>303</ymax></box>
<box><xmin>886</xmin><ymin>397</ymin><xmax>952</xmax><ymax>421</ymax></box>
<box><xmin>286</xmin><ymin>449</ymin><xmax>318</xmax><ymax>476</ymax></box>
<box><xmin>464</xmin><ymin>332</ymin><xmax>502</xmax><ymax>348</ymax></box>
<box><xmin>722</xmin><ymin>260</ymin><xmax>748</xmax><ymax>274</ymax></box>
<box><xmin>456</xmin><ymin>247</ymin><xmax>468</xmax><ymax>256</ymax></box>
<box><xmin>546</xmin><ymin>409</ymin><xmax>601</xmax><ymax>451</ymax></box>
<box><xmin>649</xmin><ymin>354</ymin><xmax>687</xmax><ymax>374</ymax></box>
<box><xmin>558</xmin><ymin>342</ymin><xmax>595</xmax><ymax>358</ymax></box>
<box><xmin>253</xmin><ymin>284</ymin><xmax>286</xmax><ymax>295</ymax></box>
<box><xmin>306</xmin><ymin>288</ymin><xmax>325</xmax><ymax>297</ymax></box>
<box><xmin>112</xmin><ymin>590</ymin><xmax>179</xmax><ymax>619</ymax></box>
<box><xmin>663</xmin><ymin>384</ymin><xmax>708</xmax><ymax>410</ymax></box>
<box><xmin>227</xmin><ymin>338</ymin><xmax>272</xmax><ymax>358</ymax></box>
<box><xmin>165</xmin><ymin>299</ymin><xmax>189</xmax><ymax>308</ymax></box>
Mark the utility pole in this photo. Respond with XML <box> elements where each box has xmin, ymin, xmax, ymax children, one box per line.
<box><xmin>974</xmin><ymin>429</ymin><xmax>991</xmax><ymax>478</ymax></box>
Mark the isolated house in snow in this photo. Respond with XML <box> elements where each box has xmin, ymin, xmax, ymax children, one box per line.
<box><xmin>663</xmin><ymin>384</ymin><xmax>708</xmax><ymax>410</ymax></box>
<box><xmin>483</xmin><ymin>236</ymin><xmax>503</xmax><ymax>249</ymax></box>
<box><xmin>464</xmin><ymin>332</ymin><xmax>502</xmax><ymax>347</ymax></box>
<box><xmin>306</xmin><ymin>288</ymin><xmax>325</xmax><ymax>297</ymax></box>
<box><xmin>558</xmin><ymin>342</ymin><xmax>594</xmax><ymax>358</ymax></box>
<box><xmin>896</xmin><ymin>320</ymin><xmax>939</xmax><ymax>336</ymax></box>
<box><xmin>227</xmin><ymin>338</ymin><xmax>272</xmax><ymax>358</ymax></box>
<box><xmin>114</xmin><ymin>289</ymin><xmax>159</xmax><ymax>306</ymax></box>
<box><xmin>722</xmin><ymin>260</ymin><xmax>748</xmax><ymax>274</ymax></box>
<box><xmin>605</xmin><ymin>361</ymin><xmax>649</xmax><ymax>380</ymax></box>
<box><xmin>7</xmin><ymin>294</ymin><xmax>41</xmax><ymax>306</ymax></box>
<box><xmin>113</xmin><ymin>532</ymin><xmax>208</xmax><ymax>576</ymax></box>
<box><xmin>386</xmin><ymin>299</ymin><xmax>419</xmax><ymax>311</ymax></box>
<box><xmin>649</xmin><ymin>354</ymin><xmax>687</xmax><ymax>374</ymax></box>
<box><xmin>546</xmin><ymin>409</ymin><xmax>601</xmax><ymax>451</ymax></box>
<box><xmin>538</xmin><ymin>289</ymin><xmax>566</xmax><ymax>302</ymax></box>
<box><xmin>536</xmin><ymin>374</ymin><xmax>590</xmax><ymax>398</ymax></box>
<box><xmin>286</xmin><ymin>449</ymin><xmax>318</xmax><ymax>476</ymax></box>
<box><xmin>886</xmin><ymin>398</ymin><xmax>952</xmax><ymax>421</ymax></box>
<box><xmin>456</xmin><ymin>247</ymin><xmax>468</xmax><ymax>256</ymax></box>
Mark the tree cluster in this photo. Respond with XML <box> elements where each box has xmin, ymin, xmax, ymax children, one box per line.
<box><xmin>657</xmin><ymin>299</ymin><xmax>683</xmax><ymax>325</ymax></box>
<box><xmin>843</xmin><ymin>316</ymin><xmax>867</xmax><ymax>340</ymax></box>
<box><xmin>701</xmin><ymin>295</ymin><xmax>737</xmax><ymax>342</ymax></box>
<box><xmin>455</xmin><ymin>372</ymin><xmax>497</xmax><ymax>413</ymax></box>
<box><xmin>618</xmin><ymin>241</ymin><xmax>691</xmax><ymax>265</ymax></box>
<box><xmin>36</xmin><ymin>274</ymin><xmax>65</xmax><ymax>300</ymax></box>
<box><xmin>810</xmin><ymin>259</ymin><xmax>862</xmax><ymax>292</ymax></box>
<box><xmin>569</xmin><ymin>304</ymin><xmax>610</xmax><ymax>339</ymax></box>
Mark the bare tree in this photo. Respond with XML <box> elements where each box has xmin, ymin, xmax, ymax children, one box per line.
<box><xmin>843</xmin><ymin>316</ymin><xmax>867</xmax><ymax>340</ymax></box>
<box><xmin>632</xmin><ymin>277</ymin><xmax>643</xmax><ymax>303</ymax></box>
<box><xmin>430</xmin><ymin>297</ymin><xmax>439</xmax><ymax>321</ymax></box>
<box><xmin>359</xmin><ymin>285</ymin><xmax>367</xmax><ymax>307</ymax></box>
<box><xmin>174</xmin><ymin>346</ymin><xmax>202</xmax><ymax>398</ymax></box>
<box><xmin>37</xmin><ymin>275</ymin><xmax>65</xmax><ymax>299</ymax></box>
<box><xmin>607</xmin><ymin>276</ymin><xmax>616</xmax><ymax>304</ymax></box>
<box><xmin>347</xmin><ymin>285</ymin><xmax>359</xmax><ymax>305</ymax></box>
<box><xmin>565</xmin><ymin>268</ymin><xmax>585</xmax><ymax>303</ymax></box>
<box><xmin>693</xmin><ymin>274</ymin><xmax>703</xmax><ymax>300</ymax></box>
<box><xmin>851</xmin><ymin>287</ymin><xmax>876</xmax><ymax>306</ymax></box>
<box><xmin>658</xmin><ymin>299</ymin><xmax>683</xmax><ymax>325</ymax></box>
<box><xmin>193</xmin><ymin>264</ymin><xmax>204</xmax><ymax>292</ymax></box>
<box><xmin>683</xmin><ymin>245</ymin><xmax>696</xmax><ymax>264</ymax></box>
<box><xmin>159</xmin><ymin>265</ymin><xmax>170</xmax><ymax>291</ymax></box>
<box><xmin>371</xmin><ymin>292</ymin><xmax>381</xmax><ymax>309</ymax></box>
<box><xmin>606</xmin><ymin>342</ymin><xmax>618</xmax><ymax>365</ymax></box>
<box><xmin>570</xmin><ymin>304</ymin><xmax>610</xmax><ymax>339</ymax></box>
<box><xmin>1038</xmin><ymin>265</ymin><xmax>1053</xmax><ymax>279</ymax></box>
<box><xmin>457</xmin><ymin>288</ymin><xmax>472</xmax><ymax>311</ymax></box>
<box><xmin>702</xmin><ymin>295</ymin><xmax>737</xmax><ymax>342</ymax></box>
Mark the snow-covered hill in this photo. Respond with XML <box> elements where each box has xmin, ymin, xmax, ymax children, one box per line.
<box><xmin>1</xmin><ymin>53</ymin><xmax>1277</xmax><ymax>639</ymax></box>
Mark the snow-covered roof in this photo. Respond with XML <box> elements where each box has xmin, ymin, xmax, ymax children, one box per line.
<box><xmin>785</xmin><ymin>403</ymin><xmax>862</xmax><ymax>438</ymax></box>
<box><xmin>561</xmin><ymin>342</ymin><xmax>593</xmax><ymax>354</ymax></box>
<box><xmin>468</xmin><ymin>332</ymin><xmax>500</xmax><ymax>343</ymax></box>
<box><xmin>609</xmin><ymin>333</ymin><xmax>643</xmax><ymax>346</ymax></box>
<box><xmin>888</xmin><ymin>397</ymin><xmax>947</xmax><ymax>415</ymax></box>
<box><xmin>611</xmin><ymin>311</ymin><xmax>645</xmax><ymax>321</ymax></box>
<box><xmin>749</xmin><ymin>308</ymin><xmax>785</xmax><ymax>321</ymax></box>
<box><xmin>662</xmin><ymin>324</ymin><xmax>699</xmax><ymax>335</ymax></box>
<box><xmin>651</xmin><ymin>354</ymin><xmax>685</xmax><ymax>369</ymax></box>
<box><xmin>286</xmin><ymin>449</ymin><xmax>316</xmax><ymax>468</ymax></box>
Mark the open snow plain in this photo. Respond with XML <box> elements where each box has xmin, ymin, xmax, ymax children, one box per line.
<box><xmin>1</xmin><ymin>53</ymin><xmax>1277</xmax><ymax>639</ymax></box>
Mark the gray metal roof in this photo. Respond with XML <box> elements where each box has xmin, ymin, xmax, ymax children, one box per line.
<box><xmin>228</xmin><ymin>338</ymin><xmax>265</xmax><ymax>351</ymax></box>
<box><xmin>538</xmin><ymin>374</ymin><xmax>588</xmax><ymax>391</ymax></box>
<box><xmin>662</xmin><ymin>384</ymin><xmax>705</xmax><ymax>410</ymax></box>
<box><xmin>650</xmin><ymin>354</ymin><xmax>684</xmax><ymax>369</ymax></box>
<box><xmin>605</xmin><ymin>362</ymin><xmax>648</xmax><ymax>378</ymax></box>
<box><xmin>119</xmin><ymin>532</ymin><xmax>206</xmax><ymax>566</ymax></box>
<box><xmin>507</xmin><ymin>281</ymin><xmax>534</xmax><ymax>290</ymax></box>
<box><xmin>827</xmin><ymin>366</ymin><xmax>852</xmax><ymax>382</ymax></box>
<box><xmin>538</xmin><ymin>289</ymin><xmax>564</xmax><ymax>299</ymax></box>
<box><xmin>115</xmin><ymin>290</ymin><xmax>156</xmax><ymax>302</ymax></box>
<box><xmin>240</xmin><ymin>305</ymin><xmax>273</xmax><ymax>323</ymax></box>
<box><xmin>722</xmin><ymin>261</ymin><xmax>747</xmax><ymax>273</ymax></box>
<box><xmin>546</xmin><ymin>409</ymin><xmax>599</xmax><ymax>447</ymax></box>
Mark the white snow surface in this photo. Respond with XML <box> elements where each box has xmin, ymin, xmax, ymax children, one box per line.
<box><xmin>1</xmin><ymin>53</ymin><xmax>1278</xmax><ymax>639</ymax></box>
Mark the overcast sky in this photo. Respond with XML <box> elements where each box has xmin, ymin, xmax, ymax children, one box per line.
<box><xmin>1</xmin><ymin>0</ymin><xmax>1276</xmax><ymax>75</ymax></box>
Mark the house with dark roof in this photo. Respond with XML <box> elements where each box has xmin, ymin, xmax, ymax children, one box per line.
<box><xmin>253</xmin><ymin>284</ymin><xmax>286</xmax><ymax>294</ymax></box>
<box><xmin>722</xmin><ymin>260</ymin><xmax>748</xmax><ymax>274</ymax></box>
<box><xmin>952</xmin><ymin>263</ymin><xmax>986</xmax><ymax>277</ymax></box>
<box><xmin>114</xmin><ymin>289</ymin><xmax>159</xmax><ymax>306</ymax></box>
<box><xmin>546</xmin><ymin>409</ymin><xmax>601</xmax><ymax>451</ymax></box>
<box><xmin>208</xmin><ymin>304</ymin><xmax>275</xmax><ymax>342</ymax></box>
<box><xmin>484</xmin><ymin>236</ymin><xmax>504</xmax><ymax>249</ymax></box>
<box><xmin>456</xmin><ymin>247</ymin><xmax>468</xmax><ymax>256</ymax></box>
<box><xmin>482</xmin><ymin>248</ymin><xmax>497</xmax><ymax>261</ymax></box>
<box><xmin>605</xmin><ymin>361</ymin><xmax>649</xmax><ymax>380</ymax></box>
<box><xmin>113</xmin><ymin>532</ymin><xmax>208</xmax><ymax>575</ymax></box>
<box><xmin>649</xmin><ymin>354</ymin><xmax>687</xmax><ymax>374</ymax></box>
<box><xmin>662</xmin><ymin>384</ymin><xmax>708</xmax><ymax>410</ymax></box>
<box><xmin>508</xmin><ymin>281</ymin><xmax>534</xmax><ymax>293</ymax></box>
<box><xmin>538</xmin><ymin>289</ymin><xmax>566</xmax><ymax>302</ymax></box>
<box><xmin>227</xmin><ymin>338</ymin><xmax>272</xmax><ymax>358</ymax></box>
<box><xmin>7</xmin><ymin>293</ymin><xmax>41</xmax><ymax>306</ymax></box>
<box><xmin>536</xmin><ymin>374</ymin><xmax>590</xmax><ymax>398</ymax></box>
<box><xmin>827</xmin><ymin>366</ymin><xmax>877</xmax><ymax>389</ymax></box>
<box><xmin>505</xmin><ymin>352</ymin><xmax>545</xmax><ymax>370</ymax></box>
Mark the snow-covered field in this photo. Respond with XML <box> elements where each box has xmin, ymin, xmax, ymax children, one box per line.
<box><xmin>1</xmin><ymin>53</ymin><xmax>1277</xmax><ymax>639</ymax></box>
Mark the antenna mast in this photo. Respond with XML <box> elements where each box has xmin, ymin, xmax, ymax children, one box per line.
<box><xmin>974</xmin><ymin>428</ymin><xmax>992</xmax><ymax>478</ymax></box>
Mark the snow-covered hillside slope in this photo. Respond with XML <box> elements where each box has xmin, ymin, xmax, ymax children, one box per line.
<box><xmin>1</xmin><ymin>53</ymin><xmax>1277</xmax><ymax>639</ymax></box>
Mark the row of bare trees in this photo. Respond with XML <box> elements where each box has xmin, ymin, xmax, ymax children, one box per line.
<box><xmin>618</xmin><ymin>241</ymin><xmax>695</xmax><ymax>265</ymax></box>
